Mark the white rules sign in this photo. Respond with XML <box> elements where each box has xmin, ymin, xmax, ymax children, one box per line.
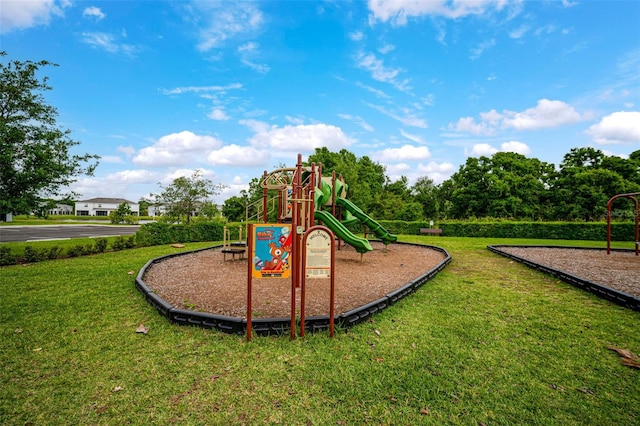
<box><xmin>305</xmin><ymin>228</ymin><xmax>332</xmax><ymax>279</ymax></box>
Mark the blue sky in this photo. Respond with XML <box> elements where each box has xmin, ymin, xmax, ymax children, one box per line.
<box><xmin>2</xmin><ymin>0</ymin><xmax>639</xmax><ymax>204</ymax></box>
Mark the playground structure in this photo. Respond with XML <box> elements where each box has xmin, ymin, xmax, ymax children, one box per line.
<box><xmin>134</xmin><ymin>154</ymin><xmax>452</xmax><ymax>338</ymax></box>
<box><xmin>221</xmin><ymin>226</ymin><xmax>246</xmax><ymax>261</ymax></box>
<box><xmin>250</xmin><ymin>154</ymin><xmax>396</xmax><ymax>250</ymax></box>
<box><xmin>244</xmin><ymin>154</ymin><xmax>398</xmax><ymax>339</ymax></box>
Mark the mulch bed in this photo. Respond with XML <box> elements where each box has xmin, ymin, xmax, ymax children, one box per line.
<box><xmin>142</xmin><ymin>241</ymin><xmax>447</xmax><ymax>319</ymax></box>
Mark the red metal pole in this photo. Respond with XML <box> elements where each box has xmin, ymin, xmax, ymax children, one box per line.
<box><xmin>246</xmin><ymin>224</ymin><xmax>254</xmax><ymax>341</ymax></box>
<box><xmin>607</xmin><ymin>196</ymin><xmax>613</xmax><ymax>255</ymax></box>
<box><xmin>633</xmin><ymin>196</ymin><xmax>639</xmax><ymax>256</ymax></box>
<box><xmin>300</xmin><ymin>233</ymin><xmax>307</xmax><ymax>339</ymax></box>
<box><xmin>329</xmin><ymin>232</ymin><xmax>335</xmax><ymax>338</ymax></box>
<box><xmin>331</xmin><ymin>171</ymin><xmax>336</xmax><ymax>217</ymax></box>
<box><xmin>310</xmin><ymin>163</ymin><xmax>316</xmax><ymax>227</ymax></box>
<box><xmin>262</xmin><ymin>170</ymin><xmax>268</xmax><ymax>223</ymax></box>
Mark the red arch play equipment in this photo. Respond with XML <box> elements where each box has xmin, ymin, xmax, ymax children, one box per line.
<box><xmin>606</xmin><ymin>192</ymin><xmax>639</xmax><ymax>256</ymax></box>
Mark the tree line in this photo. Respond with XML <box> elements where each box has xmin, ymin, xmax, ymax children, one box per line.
<box><xmin>222</xmin><ymin>147</ymin><xmax>640</xmax><ymax>223</ymax></box>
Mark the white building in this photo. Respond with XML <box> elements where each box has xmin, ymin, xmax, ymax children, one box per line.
<box><xmin>75</xmin><ymin>198</ymin><xmax>139</xmax><ymax>217</ymax></box>
<box><xmin>48</xmin><ymin>204</ymin><xmax>73</xmax><ymax>215</ymax></box>
<box><xmin>147</xmin><ymin>204</ymin><xmax>168</xmax><ymax>217</ymax></box>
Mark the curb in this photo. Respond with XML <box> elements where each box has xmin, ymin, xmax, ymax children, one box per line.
<box><xmin>487</xmin><ymin>245</ymin><xmax>640</xmax><ymax>312</ymax></box>
<box><xmin>135</xmin><ymin>242</ymin><xmax>451</xmax><ymax>335</ymax></box>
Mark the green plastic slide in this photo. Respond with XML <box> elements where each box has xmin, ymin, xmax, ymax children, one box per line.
<box><xmin>335</xmin><ymin>197</ymin><xmax>398</xmax><ymax>245</ymax></box>
<box><xmin>314</xmin><ymin>210</ymin><xmax>373</xmax><ymax>254</ymax></box>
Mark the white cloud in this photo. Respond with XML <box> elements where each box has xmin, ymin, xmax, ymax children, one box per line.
<box><xmin>501</xmin><ymin>99</ymin><xmax>584</xmax><ymax>130</ymax></box>
<box><xmin>364</xmin><ymin>102</ymin><xmax>427</xmax><ymax>128</ymax></box>
<box><xmin>509</xmin><ymin>25</ymin><xmax>530</xmax><ymax>39</ymax></box>
<box><xmin>586</xmin><ymin>111</ymin><xmax>640</xmax><ymax>145</ymax></box>
<box><xmin>160</xmin><ymin>83</ymin><xmax>243</xmax><ymax>96</ymax></box>
<box><xmin>378</xmin><ymin>43</ymin><xmax>395</xmax><ymax>54</ymax></box>
<box><xmin>451</xmin><ymin>99</ymin><xmax>586</xmax><ymax>135</ymax></box>
<box><xmin>107</xmin><ymin>169</ymin><xmax>159</xmax><ymax>184</ymax></box>
<box><xmin>238</xmin><ymin>41</ymin><xmax>270</xmax><ymax>73</ymax></box>
<box><xmin>208</xmin><ymin>108</ymin><xmax>230</xmax><ymax>121</ymax></box>
<box><xmin>0</xmin><ymin>0</ymin><xmax>70</xmax><ymax>34</ymax></box>
<box><xmin>217</xmin><ymin>179</ymin><xmax>250</xmax><ymax>202</ymax></box>
<box><xmin>383</xmin><ymin>162</ymin><xmax>411</xmax><ymax>180</ymax></box>
<box><xmin>468</xmin><ymin>143</ymin><xmax>499</xmax><ymax>157</ymax></box>
<box><xmin>70</xmin><ymin>168</ymin><xmax>160</xmax><ymax>200</ymax></box>
<box><xmin>207</xmin><ymin>144</ymin><xmax>270</xmax><ymax>167</ymax></box>
<box><xmin>285</xmin><ymin>115</ymin><xmax>306</xmax><ymax>125</ymax></box>
<box><xmin>422</xmin><ymin>94</ymin><xmax>435</xmax><ymax>106</ymax></box>
<box><xmin>450</xmin><ymin>116</ymin><xmax>494</xmax><ymax>136</ymax></box>
<box><xmin>399</xmin><ymin>130</ymin><xmax>424</xmax><ymax>144</ymax></box>
<box><xmin>469</xmin><ymin>38</ymin><xmax>496</xmax><ymax>60</ymax></box>
<box><xmin>83</xmin><ymin>6</ymin><xmax>105</xmax><ymax>20</ymax></box>
<box><xmin>117</xmin><ymin>145</ymin><xmax>136</xmax><ymax>157</ymax></box>
<box><xmin>249</xmin><ymin>124</ymin><xmax>354</xmax><ymax>153</ymax></box>
<box><xmin>416</xmin><ymin>161</ymin><xmax>457</xmax><ymax>184</ymax></box>
<box><xmin>356</xmin><ymin>82</ymin><xmax>391</xmax><ymax>99</ymax></box>
<box><xmin>367</xmin><ymin>0</ymin><xmax>514</xmax><ymax>25</ymax></box>
<box><xmin>239</xmin><ymin>119</ymin><xmax>270</xmax><ymax>133</ymax></box>
<box><xmin>193</xmin><ymin>2</ymin><xmax>264</xmax><ymax>51</ymax></box>
<box><xmin>384</xmin><ymin>161</ymin><xmax>455</xmax><ymax>185</ymax></box>
<box><xmin>338</xmin><ymin>114</ymin><xmax>375</xmax><ymax>132</ymax></box>
<box><xmin>158</xmin><ymin>168</ymin><xmax>218</xmax><ymax>186</ymax></box>
<box><xmin>241</xmin><ymin>60</ymin><xmax>270</xmax><ymax>73</ymax></box>
<box><xmin>466</xmin><ymin>141</ymin><xmax>531</xmax><ymax>157</ymax></box>
<box><xmin>100</xmin><ymin>155</ymin><xmax>124</xmax><ymax>164</ymax></box>
<box><xmin>349</xmin><ymin>31</ymin><xmax>364</xmax><ymax>41</ymax></box>
<box><xmin>372</xmin><ymin>144</ymin><xmax>431</xmax><ymax>162</ymax></box>
<box><xmin>80</xmin><ymin>32</ymin><xmax>138</xmax><ymax>56</ymax></box>
<box><xmin>355</xmin><ymin>51</ymin><xmax>411</xmax><ymax>92</ymax></box>
<box><xmin>238</xmin><ymin>41</ymin><xmax>258</xmax><ymax>52</ymax></box>
<box><xmin>133</xmin><ymin>131</ymin><xmax>223</xmax><ymax>167</ymax></box>
<box><xmin>500</xmin><ymin>140</ymin><xmax>531</xmax><ymax>155</ymax></box>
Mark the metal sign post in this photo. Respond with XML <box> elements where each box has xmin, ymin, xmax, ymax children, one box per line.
<box><xmin>301</xmin><ymin>226</ymin><xmax>336</xmax><ymax>337</ymax></box>
<box><xmin>247</xmin><ymin>224</ymin><xmax>292</xmax><ymax>341</ymax></box>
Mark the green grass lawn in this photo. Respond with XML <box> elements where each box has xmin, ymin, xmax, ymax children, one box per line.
<box><xmin>1</xmin><ymin>237</ymin><xmax>638</xmax><ymax>425</ymax></box>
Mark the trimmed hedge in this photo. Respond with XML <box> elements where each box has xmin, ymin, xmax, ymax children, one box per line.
<box><xmin>344</xmin><ymin>219</ymin><xmax>636</xmax><ymax>241</ymax></box>
<box><xmin>2</xmin><ymin>219</ymin><xmax>635</xmax><ymax>266</ymax></box>
<box><xmin>135</xmin><ymin>221</ymin><xmax>225</xmax><ymax>246</ymax></box>
<box><xmin>436</xmin><ymin>221</ymin><xmax>636</xmax><ymax>241</ymax></box>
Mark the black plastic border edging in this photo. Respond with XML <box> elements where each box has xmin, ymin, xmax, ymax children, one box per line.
<box><xmin>487</xmin><ymin>245</ymin><xmax>640</xmax><ymax>312</ymax></box>
<box><xmin>135</xmin><ymin>242</ymin><xmax>451</xmax><ymax>336</ymax></box>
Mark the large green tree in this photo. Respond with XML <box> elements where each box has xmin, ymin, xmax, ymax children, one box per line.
<box><xmin>550</xmin><ymin>147</ymin><xmax>640</xmax><ymax>220</ymax></box>
<box><xmin>306</xmin><ymin>147</ymin><xmax>386</xmax><ymax>214</ymax></box>
<box><xmin>153</xmin><ymin>170</ymin><xmax>224</xmax><ymax>224</ymax></box>
<box><xmin>222</xmin><ymin>195</ymin><xmax>248</xmax><ymax>222</ymax></box>
<box><xmin>0</xmin><ymin>52</ymin><xmax>99</xmax><ymax>216</ymax></box>
<box><xmin>411</xmin><ymin>176</ymin><xmax>439</xmax><ymax>220</ymax></box>
<box><xmin>441</xmin><ymin>152</ymin><xmax>554</xmax><ymax>220</ymax></box>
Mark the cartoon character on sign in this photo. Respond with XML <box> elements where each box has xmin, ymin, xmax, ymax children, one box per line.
<box><xmin>253</xmin><ymin>226</ymin><xmax>292</xmax><ymax>272</ymax></box>
<box><xmin>264</xmin><ymin>242</ymin><xmax>288</xmax><ymax>270</ymax></box>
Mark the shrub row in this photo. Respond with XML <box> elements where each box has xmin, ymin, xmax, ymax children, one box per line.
<box><xmin>435</xmin><ymin>221</ymin><xmax>636</xmax><ymax>241</ymax></box>
<box><xmin>135</xmin><ymin>221</ymin><xmax>225</xmax><ymax>246</ymax></box>
<box><xmin>344</xmin><ymin>220</ymin><xmax>636</xmax><ymax>241</ymax></box>
<box><xmin>2</xmin><ymin>219</ymin><xmax>635</xmax><ymax>266</ymax></box>
<box><xmin>0</xmin><ymin>236</ymin><xmax>137</xmax><ymax>266</ymax></box>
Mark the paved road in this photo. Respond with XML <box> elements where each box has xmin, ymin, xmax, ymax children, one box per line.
<box><xmin>0</xmin><ymin>225</ymin><xmax>140</xmax><ymax>243</ymax></box>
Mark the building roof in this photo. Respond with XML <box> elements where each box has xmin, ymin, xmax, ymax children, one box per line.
<box><xmin>76</xmin><ymin>197</ymin><xmax>137</xmax><ymax>204</ymax></box>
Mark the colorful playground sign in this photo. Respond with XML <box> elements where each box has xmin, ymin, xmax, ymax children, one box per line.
<box><xmin>251</xmin><ymin>224</ymin><xmax>292</xmax><ymax>279</ymax></box>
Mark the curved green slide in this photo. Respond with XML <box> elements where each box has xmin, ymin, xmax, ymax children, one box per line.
<box><xmin>336</xmin><ymin>197</ymin><xmax>398</xmax><ymax>245</ymax></box>
<box><xmin>314</xmin><ymin>210</ymin><xmax>373</xmax><ymax>254</ymax></box>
